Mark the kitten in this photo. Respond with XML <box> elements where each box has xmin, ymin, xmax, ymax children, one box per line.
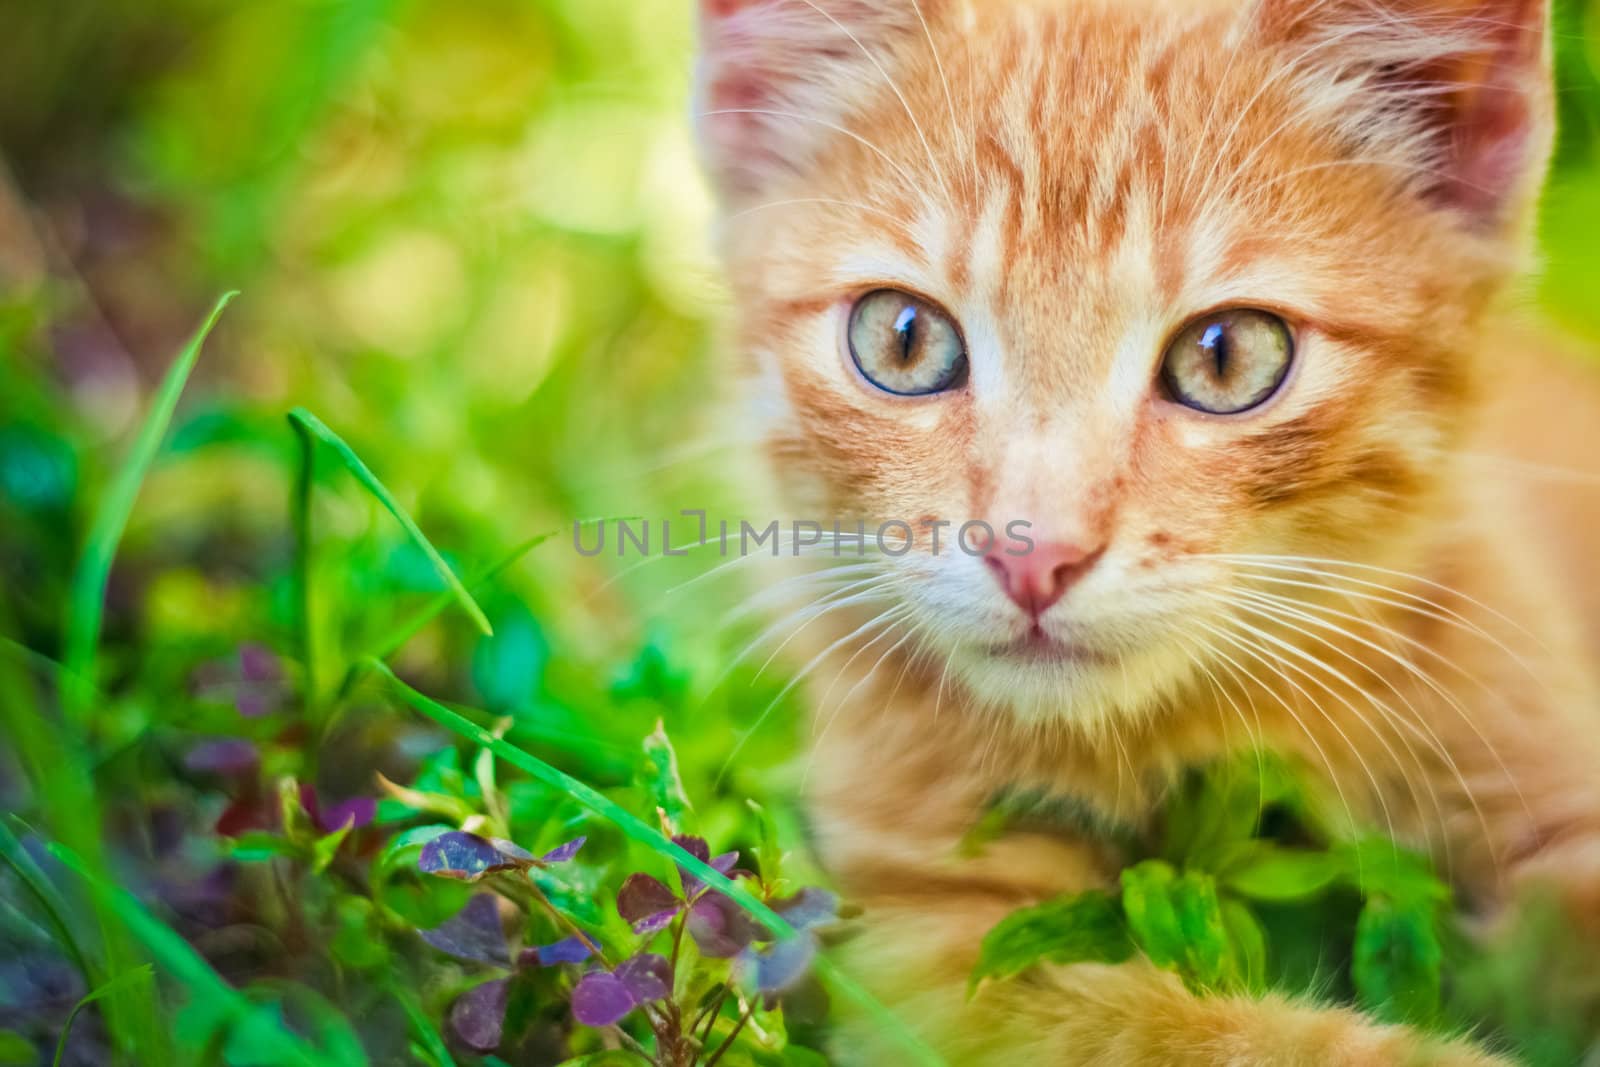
<box><xmin>695</xmin><ymin>0</ymin><xmax>1600</xmax><ymax>1062</ymax></box>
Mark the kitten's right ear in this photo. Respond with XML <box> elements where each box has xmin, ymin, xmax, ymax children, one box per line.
<box><xmin>1253</xmin><ymin>0</ymin><xmax>1552</xmax><ymax>232</ymax></box>
<box><xmin>694</xmin><ymin>0</ymin><xmax>923</xmax><ymax>204</ymax></box>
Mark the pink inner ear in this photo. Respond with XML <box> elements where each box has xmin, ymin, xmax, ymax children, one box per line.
<box><xmin>703</xmin><ymin>0</ymin><xmax>762</xmax><ymax>16</ymax></box>
<box><xmin>1433</xmin><ymin>0</ymin><xmax>1547</xmax><ymax>220</ymax></box>
<box><xmin>1447</xmin><ymin>80</ymin><xmax>1534</xmax><ymax>219</ymax></box>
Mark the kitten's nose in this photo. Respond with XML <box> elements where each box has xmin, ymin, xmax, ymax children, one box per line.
<box><xmin>985</xmin><ymin>541</ymin><xmax>1105</xmax><ymax>618</ymax></box>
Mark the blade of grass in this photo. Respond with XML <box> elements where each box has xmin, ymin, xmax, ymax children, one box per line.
<box><xmin>0</xmin><ymin>818</ymin><xmax>95</xmax><ymax>985</ymax></box>
<box><xmin>53</xmin><ymin>966</ymin><xmax>154</xmax><ymax>1067</ymax></box>
<box><xmin>286</xmin><ymin>408</ymin><xmax>492</xmax><ymax>637</ymax></box>
<box><xmin>385</xmin><ymin>980</ymin><xmax>451</xmax><ymax>1067</ymax></box>
<box><xmin>290</xmin><ymin>413</ymin><xmax>319</xmax><ymax>715</ymax></box>
<box><xmin>63</xmin><ymin>291</ymin><xmax>237</xmax><ymax>723</ymax></box>
<box><xmin>48</xmin><ymin>843</ymin><xmax>343</xmax><ymax>1067</ymax></box>
<box><xmin>368</xmin><ymin>661</ymin><xmax>945</xmax><ymax>1067</ymax></box>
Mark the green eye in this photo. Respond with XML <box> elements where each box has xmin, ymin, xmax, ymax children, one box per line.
<box><xmin>848</xmin><ymin>289</ymin><xmax>968</xmax><ymax>396</ymax></box>
<box><xmin>1161</xmin><ymin>309</ymin><xmax>1294</xmax><ymax>415</ymax></box>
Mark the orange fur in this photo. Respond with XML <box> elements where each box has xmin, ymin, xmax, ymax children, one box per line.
<box><xmin>696</xmin><ymin>0</ymin><xmax>1600</xmax><ymax>1062</ymax></box>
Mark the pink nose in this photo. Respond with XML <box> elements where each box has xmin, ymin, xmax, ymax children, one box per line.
<box><xmin>985</xmin><ymin>541</ymin><xmax>1105</xmax><ymax>618</ymax></box>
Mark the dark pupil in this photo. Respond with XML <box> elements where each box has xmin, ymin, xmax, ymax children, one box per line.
<box><xmin>893</xmin><ymin>304</ymin><xmax>918</xmax><ymax>364</ymax></box>
<box><xmin>1199</xmin><ymin>321</ymin><xmax>1229</xmax><ymax>378</ymax></box>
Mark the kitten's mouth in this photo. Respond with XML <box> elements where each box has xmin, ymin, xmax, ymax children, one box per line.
<box><xmin>986</xmin><ymin>626</ymin><xmax>1102</xmax><ymax>665</ymax></box>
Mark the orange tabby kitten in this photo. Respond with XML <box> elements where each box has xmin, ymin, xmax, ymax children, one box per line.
<box><xmin>695</xmin><ymin>0</ymin><xmax>1600</xmax><ymax>1062</ymax></box>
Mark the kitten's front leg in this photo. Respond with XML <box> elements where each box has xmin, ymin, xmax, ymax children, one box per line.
<box><xmin>808</xmin><ymin>714</ymin><xmax>1508</xmax><ymax>1067</ymax></box>
<box><xmin>829</xmin><ymin>886</ymin><xmax>1508</xmax><ymax>1067</ymax></box>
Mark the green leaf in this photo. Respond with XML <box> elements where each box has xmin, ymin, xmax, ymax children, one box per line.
<box><xmin>748</xmin><ymin>798</ymin><xmax>785</xmax><ymax>887</ymax></box>
<box><xmin>311</xmin><ymin>824</ymin><xmax>351</xmax><ymax>874</ymax></box>
<box><xmin>1121</xmin><ymin>860</ymin><xmax>1185</xmax><ymax>969</ymax></box>
<box><xmin>970</xmin><ymin>890</ymin><xmax>1133</xmax><ymax>991</ymax></box>
<box><xmin>227</xmin><ymin>833</ymin><xmax>306</xmax><ymax>864</ymax></box>
<box><xmin>1220</xmin><ymin>899</ymin><xmax>1267</xmax><ymax>993</ymax></box>
<box><xmin>331</xmin><ymin>898</ymin><xmax>386</xmax><ymax>970</ymax></box>
<box><xmin>287</xmin><ymin>407</ymin><xmax>491</xmax><ymax>636</ymax></box>
<box><xmin>1340</xmin><ymin>839</ymin><xmax>1449</xmax><ymax>907</ymax></box>
<box><xmin>1352</xmin><ymin>895</ymin><xmax>1442</xmax><ymax>1025</ymax></box>
<box><xmin>0</xmin><ymin>1031</ymin><xmax>34</xmax><ymax>1065</ymax></box>
<box><xmin>1170</xmin><ymin>871</ymin><xmax>1232</xmax><ymax>990</ymax></box>
<box><xmin>55</xmin><ymin>967</ymin><xmax>156</xmax><ymax>1067</ymax></box>
<box><xmin>63</xmin><ymin>292</ymin><xmax>236</xmax><ymax>722</ymax></box>
<box><xmin>640</xmin><ymin>719</ymin><xmax>692</xmax><ymax>831</ymax></box>
<box><xmin>1221</xmin><ymin>846</ymin><xmax>1343</xmax><ymax>903</ymax></box>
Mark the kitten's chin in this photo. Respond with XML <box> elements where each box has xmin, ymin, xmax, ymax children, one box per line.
<box><xmin>950</xmin><ymin>638</ymin><xmax>1177</xmax><ymax>729</ymax></box>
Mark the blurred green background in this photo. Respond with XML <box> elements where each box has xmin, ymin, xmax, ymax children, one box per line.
<box><xmin>1</xmin><ymin>1</ymin><xmax>1599</xmax><ymax>1064</ymax></box>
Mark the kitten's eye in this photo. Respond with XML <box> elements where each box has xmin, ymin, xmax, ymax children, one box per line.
<box><xmin>847</xmin><ymin>289</ymin><xmax>968</xmax><ymax>397</ymax></box>
<box><xmin>1161</xmin><ymin>309</ymin><xmax>1294</xmax><ymax>415</ymax></box>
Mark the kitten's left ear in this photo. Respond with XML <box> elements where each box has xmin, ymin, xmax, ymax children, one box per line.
<box><xmin>693</xmin><ymin>0</ymin><xmax>933</xmax><ymax>204</ymax></box>
<box><xmin>1260</xmin><ymin>0</ymin><xmax>1552</xmax><ymax>231</ymax></box>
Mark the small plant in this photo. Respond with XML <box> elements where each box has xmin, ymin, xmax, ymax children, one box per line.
<box><xmin>413</xmin><ymin>821</ymin><xmax>837</xmax><ymax>1065</ymax></box>
<box><xmin>971</xmin><ymin>755</ymin><xmax>1455</xmax><ymax>1028</ymax></box>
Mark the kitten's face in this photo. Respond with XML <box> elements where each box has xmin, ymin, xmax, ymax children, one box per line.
<box><xmin>698</xmin><ymin>0</ymin><xmax>1551</xmax><ymax>724</ymax></box>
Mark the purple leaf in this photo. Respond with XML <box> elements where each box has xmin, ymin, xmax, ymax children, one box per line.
<box><xmin>236</xmin><ymin>644</ymin><xmax>285</xmax><ymax>718</ymax></box>
<box><xmin>775</xmin><ymin>888</ymin><xmax>839</xmax><ymax>932</ymax></box>
<box><xmin>615</xmin><ymin>954</ymin><xmax>672</xmax><ymax>1004</ymax></box>
<box><xmin>321</xmin><ymin>796</ymin><xmax>375</xmax><ymax>832</ymax></box>
<box><xmin>688</xmin><ymin>893</ymin><xmax>763</xmax><ymax>959</ymax></box>
<box><xmin>572</xmin><ymin>971</ymin><xmax>636</xmax><ymax>1028</ymax></box>
<box><xmin>520</xmin><ymin>936</ymin><xmax>592</xmax><ymax>967</ymax></box>
<box><xmin>672</xmin><ymin>835</ymin><xmax>710</xmax><ymax>865</ymax></box>
<box><xmin>741</xmin><ymin>936</ymin><xmax>817</xmax><ymax>996</ymax></box>
<box><xmin>419</xmin><ymin>832</ymin><xmax>519</xmax><ymax>882</ymax></box>
<box><xmin>616</xmin><ymin>873</ymin><xmax>679</xmax><ymax>923</ymax></box>
<box><xmin>539</xmin><ymin>836</ymin><xmax>587</xmax><ymax>864</ymax></box>
<box><xmin>488</xmin><ymin>838</ymin><xmax>536</xmax><ymax>864</ymax></box>
<box><xmin>239</xmin><ymin>643</ymin><xmax>283</xmax><ymax>683</ymax></box>
<box><xmin>419</xmin><ymin>894</ymin><xmax>509</xmax><ymax>965</ymax></box>
<box><xmin>631</xmin><ymin>908</ymin><xmax>679</xmax><ymax>937</ymax></box>
<box><xmin>449</xmin><ymin>978</ymin><xmax>509</xmax><ymax>1052</ymax></box>
<box><xmin>183</xmin><ymin>739</ymin><xmax>259</xmax><ymax>776</ymax></box>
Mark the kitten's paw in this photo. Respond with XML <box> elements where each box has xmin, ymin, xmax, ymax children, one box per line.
<box><xmin>1319</xmin><ymin>1025</ymin><xmax>1513</xmax><ymax>1067</ymax></box>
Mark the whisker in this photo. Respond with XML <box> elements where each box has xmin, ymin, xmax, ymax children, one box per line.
<box><xmin>1215</xmin><ymin>608</ymin><xmax>1406</xmax><ymax>848</ymax></box>
<box><xmin>1228</xmin><ymin>581</ymin><xmax>1534</xmax><ymax>834</ymax></box>
<box><xmin>1189</xmin><ymin>616</ymin><xmax>1366</xmax><ymax>853</ymax></box>
<box><xmin>1218</xmin><ymin>590</ymin><xmax>1467</xmax><ymax>878</ymax></box>
<box><xmin>716</xmin><ymin>602</ymin><xmax>910</xmax><ymax>785</ymax></box>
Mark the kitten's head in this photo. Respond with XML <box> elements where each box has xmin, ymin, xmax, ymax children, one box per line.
<box><xmin>695</xmin><ymin>0</ymin><xmax>1553</xmax><ymax>725</ymax></box>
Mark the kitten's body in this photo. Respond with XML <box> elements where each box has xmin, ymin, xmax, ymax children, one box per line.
<box><xmin>695</xmin><ymin>0</ymin><xmax>1600</xmax><ymax>1061</ymax></box>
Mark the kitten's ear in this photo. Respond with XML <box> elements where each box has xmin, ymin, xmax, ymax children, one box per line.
<box><xmin>694</xmin><ymin>0</ymin><xmax>925</xmax><ymax>203</ymax></box>
<box><xmin>1258</xmin><ymin>0</ymin><xmax>1552</xmax><ymax>229</ymax></box>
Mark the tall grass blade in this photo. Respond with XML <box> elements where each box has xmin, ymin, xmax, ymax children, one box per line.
<box><xmin>63</xmin><ymin>291</ymin><xmax>238</xmax><ymax>721</ymax></box>
<box><xmin>287</xmin><ymin>408</ymin><xmax>492</xmax><ymax>637</ymax></box>
<box><xmin>0</xmin><ymin>818</ymin><xmax>94</xmax><ymax>984</ymax></box>
<box><xmin>371</xmin><ymin>661</ymin><xmax>945</xmax><ymax>1067</ymax></box>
